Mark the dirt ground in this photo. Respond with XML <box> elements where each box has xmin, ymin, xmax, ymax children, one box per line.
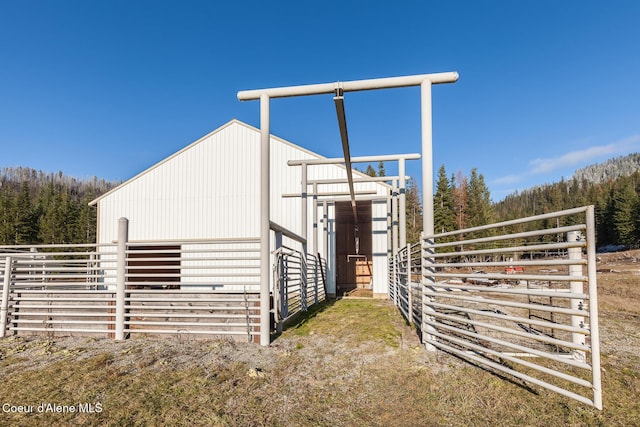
<box><xmin>0</xmin><ymin>250</ymin><xmax>638</xmax><ymax>426</ymax></box>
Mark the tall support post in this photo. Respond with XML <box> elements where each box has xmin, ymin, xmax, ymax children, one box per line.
<box><xmin>585</xmin><ymin>206</ymin><xmax>602</xmax><ymax>410</ymax></box>
<box><xmin>391</xmin><ymin>179</ymin><xmax>399</xmax><ymax>255</ymax></box>
<box><xmin>312</xmin><ymin>183</ymin><xmax>319</xmax><ymax>304</ymax></box>
<box><xmin>301</xmin><ymin>163</ymin><xmax>308</xmax><ymax>249</ymax></box>
<box><xmin>406</xmin><ymin>243</ymin><xmax>413</xmax><ymax>326</ymax></box>
<box><xmin>391</xmin><ymin>179</ymin><xmax>399</xmax><ymax>305</ymax></box>
<box><xmin>259</xmin><ymin>93</ymin><xmax>271</xmax><ymax>346</ymax></box>
<box><xmin>322</xmin><ymin>200</ymin><xmax>328</xmax><ymax>259</ymax></box>
<box><xmin>421</xmin><ymin>79</ymin><xmax>437</xmax><ymax>351</ymax></box>
<box><xmin>421</xmin><ymin>80</ymin><xmax>434</xmax><ymax>237</ymax></box>
<box><xmin>115</xmin><ymin>217</ymin><xmax>129</xmax><ymax>341</ymax></box>
<box><xmin>386</xmin><ymin>193</ymin><xmax>393</xmax><ymax>300</ymax></box>
<box><xmin>387</xmin><ymin>194</ymin><xmax>392</xmax><ymax>257</ymax></box>
<box><xmin>399</xmin><ymin>158</ymin><xmax>407</xmax><ymax>248</ymax></box>
<box><xmin>300</xmin><ymin>163</ymin><xmax>309</xmax><ymax>307</ymax></box>
<box><xmin>0</xmin><ymin>256</ymin><xmax>13</xmax><ymax>338</ymax></box>
<box><xmin>312</xmin><ymin>183</ymin><xmax>318</xmax><ymax>255</ymax></box>
<box><xmin>568</xmin><ymin>231</ymin><xmax>586</xmax><ymax>361</ymax></box>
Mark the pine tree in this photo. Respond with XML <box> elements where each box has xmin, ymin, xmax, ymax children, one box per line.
<box><xmin>0</xmin><ymin>186</ymin><xmax>13</xmax><ymax>244</ymax></box>
<box><xmin>377</xmin><ymin>161</ymin><xmax>385</xmax><ymax>177</ymax></box>
<box><xmin>611</xmin><ymin>180</ymin><xmax>638</xmax><ymax>245</ymax></box>
<box><xmin>433</xmin><ymin>165</ymin><xmax>456</xmax><ymax>250</ymax></box>
<box><xmin>405</xmin><ymin>178</ymin><xmax>422</xmax><ymax>244</ymax></box>
<box><xmin>13</xmin><ymin>182</ymin><xmax>38</xmax><ymax>244</ymax></box>
<box><xmin>467</xmin><ymin>168</ymin><xmax>494</xmax><ymax>229</ymax></box>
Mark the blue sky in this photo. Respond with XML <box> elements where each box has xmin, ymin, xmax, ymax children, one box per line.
<box><xmin>1</xmin><ymin>1</ymin><xmax>639</xmax><ymax>201</ymax></box>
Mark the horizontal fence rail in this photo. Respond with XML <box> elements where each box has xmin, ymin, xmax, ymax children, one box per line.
<box><xmin>0</xmin><ymin>238</ymin><xmax>264</xmax><ymax>342</ymax></box>
<box><xmin>389</xmin><ymin>206</ymin><xmax>602</xmax><ymax>409</ymax></box>
<box><xmin>1</xmin><ymin>236</ymin><xmax>328</xmax><ymax>343</ymax></box>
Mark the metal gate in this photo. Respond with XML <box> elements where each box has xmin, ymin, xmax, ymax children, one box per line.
<box><xmin>390</xmin><ymin>206</ymin><xmax>602</xmax><ymax>409</ymax></box>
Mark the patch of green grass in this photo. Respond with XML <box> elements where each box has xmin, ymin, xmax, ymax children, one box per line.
<box><xmin>285</xmin><ymin>299</ymin><xmax>403</xmax><ymax>348</ymax></box>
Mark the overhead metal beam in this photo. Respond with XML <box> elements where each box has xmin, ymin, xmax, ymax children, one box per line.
<box><xmin>307</xmin><ymin>175</ymin><xmax>409</xmax><ymax>185</ymax></box>
<box><xmin>237</xmin><ymin>72</ymin><xmax>459</xmax><ymax>100</ymax></box>
<box><xmin>288</xmin><ymin>153</ymin><xmax>420</xmax><ymax>166</ymax></box>
<box><xmin>282</xmin><ymin>190</ymin><xmax>378</xmax><ymax>198</ymax></box>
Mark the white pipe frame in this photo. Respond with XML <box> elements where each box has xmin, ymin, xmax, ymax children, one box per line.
<box><xmin>238</xmin><ymin>72</ymin><xmax>458</xmax><ymax>346</ymax></box>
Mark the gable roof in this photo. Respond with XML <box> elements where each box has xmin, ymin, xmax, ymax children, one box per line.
<box><xmin>89</xmin><ymin>118</ymin><xmax>390</xmax><ymax>206</ymax></box>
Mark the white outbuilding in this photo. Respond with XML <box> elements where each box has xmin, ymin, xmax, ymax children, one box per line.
<box><xmin>90</xmin><ymin>119</ymin><xmax>393</xmax><ymax>298</ymax></box>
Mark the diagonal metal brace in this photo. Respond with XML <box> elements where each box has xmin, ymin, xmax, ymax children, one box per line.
<box><xmin>333</xmin><ymin>88</ymin><xmax>358</xmax><ymax>226</ymax></box>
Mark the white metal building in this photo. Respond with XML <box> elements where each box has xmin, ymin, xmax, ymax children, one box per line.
<box><xmin>90</xmin><ymin>119</ymin><xmax>391</xmax><ymax>297</ymax></box>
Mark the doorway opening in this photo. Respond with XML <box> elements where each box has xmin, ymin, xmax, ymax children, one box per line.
<box><xmin>335</xmin><ymin>201</ymin><xmax>372</xmax><ymax>296</ymax></box>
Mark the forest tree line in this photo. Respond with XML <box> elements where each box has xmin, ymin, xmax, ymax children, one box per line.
<box><xmin>1</xmin><ymin>152</ymin><xmax>638</xmax><ymax>249</ymax></box>
<box><xmin>433</xmin><ymin>153</ymin><xmax>640</xmax><ymax>249</ymax></box>
<box><xmin>0</xmin><ymin>167</ymin><xmax>117</xmax><ymax>245</ymax></box>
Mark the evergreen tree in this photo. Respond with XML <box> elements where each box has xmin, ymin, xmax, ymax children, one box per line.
<box><xmin>13</xmin><ymin>182</ymin><xmax>38</xmax><ymax>244</ymax></box>
<box><xmin>611</xmin><ymin>180</ymin><xmax>638</xmax><ymax>245</ymax></box>
<box><xmin>377</xmin><ymin>161</ymin><xmax>385</xmax><ymax>177</ymax></box>
<box><xmin>433</xmin><ymin>165</ymin><xmax>456</xmax><ymax>250</ymax></box>
<box><xmin>0</xmin><ymin>186</ymin><xmax>13</xmax><ymax>244</ymax></box>
<box><xmin>405</xmin><ymin>178</ymin><xmax>422</xmax><ymax>244</ymax></box>
<box><xmin>467</xmin><ymin>168</ymin><xmax>494</xmax><ymax>229</ymax></box>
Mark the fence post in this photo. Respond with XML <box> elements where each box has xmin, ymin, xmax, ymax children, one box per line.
<box><xmin>406</xmin><ymin>243</ymin><xmax>413</xmax><ymax>326</ymax></box>
<box><xmin>0</xmin><ymin>257</ymin><xmax>13</xmax><ymax>338</ymax></box>
<box><xmin>421</xmin><ymin>232</ymin><xmax>438</xmax><ymax>351</ymax></box>
<box><xmin>115</xmin><ymin>217</ymin><xmax>129</xmax><ymax>340</ymax></box>
<box><xmin>568</xmin><ymin>230</ymin><xmax>586</xmax><ymax>361</ymax></box>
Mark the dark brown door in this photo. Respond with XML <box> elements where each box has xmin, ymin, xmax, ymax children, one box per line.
<box><xmin>335</xmin><ymin>201</ymin><xmax>372</xmax><ymax>294</ymax></box>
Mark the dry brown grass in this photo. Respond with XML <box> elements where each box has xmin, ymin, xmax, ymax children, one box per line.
<box><xmin>0</xmin><ymin>252</ymin><xmax>639</xmax><ymax>426</ymax></box>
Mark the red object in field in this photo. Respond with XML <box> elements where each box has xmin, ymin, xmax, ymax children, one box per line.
<box><xmin>505</xmin><ymin>266</ymin><xmax>524</xmax><ymax>274</ymax></box>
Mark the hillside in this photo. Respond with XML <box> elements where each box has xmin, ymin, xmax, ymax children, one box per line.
<box><xmin>574</xmin><ymin>152</ymin><xmax>640</xmax><ymax>184</ymax></box>
<box><xmin>493</xmin><ymin>153</ymin><xmax>640</xmax><ymax>249</ymax></box>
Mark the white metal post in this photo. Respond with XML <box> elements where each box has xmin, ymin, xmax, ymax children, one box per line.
<box><xmin>406</xmin><ymin>243</ymin><xmax>412</xmax><ymax>326</ymax></box>
<box><xmin>260</xmin><ymin>93</ymin><xmax>271</xmax><ymax>346</ymax></box>
<box><xmin>0</xmin><ymin>257</ymin><xmax>13</xmax><ymax>337</ymax></box>
<box><xmin>300</xmin><ymin>163</ymin><xmax>309</xmax><ymax>305</ymax></box>
<box><xmin>399</xmin><ymin>158</ymin><xmax>407</xmax><ymax>248</ymax></box>
<box><xmin>421</xmin><ymin>80</ymin><xmax>434</xmax><ymax>237</ymax></box>
<box><xmin>115</xmin><ymin>217</ymin><xmax>129</xmax><ymax>341</ymax></box>
<box><xmin>322</xmin><ymin>200</ymin><xmax>328</xmax><ymax>259</ymax></box>
<box><xmin>312</xmin><ymin>183</ymin><xmax>319</xmax><ymax>303</ymax></box>
<box><xmin>585</xmin><ymin>206</ymin><xmax>603</xmax><ymax>410</ymax></box>
<box><xmin>301</xmin><ymin>163</ymin><xmax>308</xmax><ymax>247</ymax></box>
<box><xmin>568</xmin><ymin>231</ymin><xmax>586</xmax><ymax>361</ymax></box>
<box><xmin>312</xmin><ymin>183</ymin><xmax>318</xmax><ymax>255</ymax></box>
<box><xmin>392</xmin><ymin>179</ymin><xmax>399</xmax><ymax>255</ymax></box>
<box><xmin>387</xmin><ymin>194</ymin><xmax>392</xmax><ymax>258</ymax></box>
<box><xmin>421</xmin><ymin>79</ymin><xmax>437</xmax><ymax>351</ymax></box>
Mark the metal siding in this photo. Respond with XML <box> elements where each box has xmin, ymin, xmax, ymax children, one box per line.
<box><xmin>95</xmin><ymin>120</ymin><xmax>389</xmax><ymax>294</ymax></box>
<box><xmin>97</xmin><ymin>122</ymin><xmax>261</xmax><ymax>243</ymax></box>
<box><xmin>372</xmin><ymin>200</ymin><xmax>389</xmax><ymax>295</ymax></box>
